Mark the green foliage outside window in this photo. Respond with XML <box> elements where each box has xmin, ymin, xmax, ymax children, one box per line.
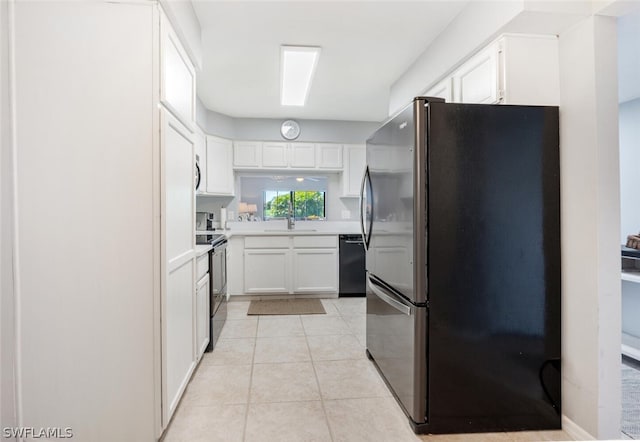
<box><xmin>264</xmin><ymin>191</ymin><xmax>325</xmax><ymax>220</ymax></box>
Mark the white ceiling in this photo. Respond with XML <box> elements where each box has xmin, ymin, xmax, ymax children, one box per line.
<box><xmin>192</xmin><ymin>1</ymin><xmax>468</xmax><ymax>122</ymax></box>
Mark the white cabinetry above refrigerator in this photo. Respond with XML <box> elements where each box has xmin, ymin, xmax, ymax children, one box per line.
<box><xmin>425</xmin><ymin>34</ymin><xmax>560</xmax><ymax>106</ymax></box>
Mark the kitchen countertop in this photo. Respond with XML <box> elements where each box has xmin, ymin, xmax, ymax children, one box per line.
<box><xmin>222</xmin><ymin>230</ymin><xmax>360</xmax><ymax>238</ymax></box>
<box><xmin>224</xmin><ymin>220</ymin><xmax>360</xmax><ymax>238</ymax></box>
<box><xmin>195</xmin><ymin>244</ymin><xmax>213</xmax><ymax>257</ymax></box>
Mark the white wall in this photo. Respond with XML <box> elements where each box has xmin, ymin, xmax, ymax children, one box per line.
<box><xmin>558</xmin><ymin>14</ymin><xmax>621</xmax><ymax>439</ymax></box>
<box><xmin>622</xmin><ymin>281</ymin><xmax>640</xmax><ymax>337</ymax></box>
<box><xmin>196</xmin><ymin>100</ymin><xmax>379</xmax><ymax>143</ymax></box>
<box><xmin>0</xmin><ymin>0</ymin><xmax>17</xmax><ymax>436</ymax></box>
<box><xmin>205</xmin><ymin>107</ymin><xmax>236</xmax><ymax>140</ymax></box>
<box><xmin>619</xmin><ymin>98</ymin><xmax>640</xmax><ymax>243</ymax></box>
<box><xmin>233</xmin><ymin>118</ymin><xmax>379</xmax><ymax>144</ymax></box>
<box><xmin>617</xmin><ymin>9</ymin><xmax>640</xmax><ymax>103</ymax></box>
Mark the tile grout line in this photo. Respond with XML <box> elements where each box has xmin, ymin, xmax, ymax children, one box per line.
<box><xmin>304</xmin><ymin>312</ymin><xmax>336</xmax><ymax>442</ymax></box>
<box><xmin>241</xmin><ymin>312</ymin><xmax>259</xmax><ymax>442</ymax></box>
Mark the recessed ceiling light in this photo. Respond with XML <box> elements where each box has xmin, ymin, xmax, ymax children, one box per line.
<box><xmin>280</xmin><ymin>46</ymin><xmax>321</xmax><ymax>107</ymax></box>
<box><xmin>296</xmin><ymin>177</ymin><xmax>304</xmax><ymax>182</ymax></box>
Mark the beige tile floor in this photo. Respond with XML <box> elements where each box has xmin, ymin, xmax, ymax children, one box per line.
<box><xmin>161</xmin><ymin>298</ymin><xmax>573</xmax><ymax>442</ymax></box>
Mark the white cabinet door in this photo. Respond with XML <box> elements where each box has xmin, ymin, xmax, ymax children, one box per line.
<box><xmin>165</xmin><ymin>260</ymin><xmax>195</xmax><ymax>421</ymax></box>
<box><xmin>262</xmin><ymin>142</ymin><xmax>288</xmax><ymax>168</ymax></box>
<box><xmin>289</xmin><ymin>143</ymin><xmax>316</xmax><ymax>168</ymax></box>
<box><xmin>317</xmin><ymin>144</ymin><xmax>343</xmax><ymax>169</ymax></box>
<box><xmin>233</xmin><ymin>141</ymin><xmax>261</xmax><ymax>168</ymax></box>
<box><xmin>425</xmin><ymin>78</ymin><xmax>453</xmax><ymax>103</ymax></box>
<box><xmin>227</xmin><ymin>236</ymin><xmax>244</xmax><ymax>296</ymax></box>
<box><xmin>160</xmin><ymin>11</ymin><xmax>195</xmax><ymax>126</ymax></box>
<box><xmin>206</xmin><ymin>136</ymin><xmax>234</xmax><ymax>195</ymax></box>
<box><xmin>342</xmin><ymin>144</ymin><xmax>366</xmax><ymax>197</ymax></box>
<box><xmin>452</xmin><ymin>43</ymin><xmax>499</xmax><ymax>104</ymax></box>
<box><xmin>194</xmin><ymin>130</ymin><xmax>206</xmax><ymax>194</ymax></box>
<box><xmin>163</xmin><ymin>110</ymin><xmax>195</xmax><ymax>263</ymax></box>
<box><xmin>244</xmin><ymin>249</ymin><xmax>290</xmax><ymax>293</ymax></box>
<box><xmin>196</xmin><ymin>274</ymin><xmax>210</xmax><ymax>358</ymax></box>
<box><xmin>292</xmin><ymin>249</ymin><xmax>338</xmax><ymax>293</ymax></box>
<box><xmin>162</xmin><ymin>109</ymin><xmax>195</xmax><ymax>425</ymax></box>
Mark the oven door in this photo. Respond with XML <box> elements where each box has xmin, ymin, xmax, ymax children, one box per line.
<box><xmin>208</xmin><ymin>244</ymin><xmax>227</xmax><ymax>350</ymax></box>
<box><xmin>211</xmin><ymin>244</ymin><xmax>227</xmax><ymax>313</ymax></box>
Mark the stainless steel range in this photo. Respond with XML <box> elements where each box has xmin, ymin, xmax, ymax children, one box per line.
<box><xmin>206</xmin><ymin>234</ymin><xmax>227</xmax><ymax>351</ymax></box>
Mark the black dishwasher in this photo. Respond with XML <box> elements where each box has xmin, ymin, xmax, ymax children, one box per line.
<box><xmin>339</xmin><ymin>234</ymin><xmax>366</xmax><ymax>297</ymax></box>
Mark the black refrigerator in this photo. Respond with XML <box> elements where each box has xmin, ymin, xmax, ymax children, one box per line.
<box><xmin>361</xmin><ymin>97</ymin><xmax>561</xmax><ymax>434</ymax></box>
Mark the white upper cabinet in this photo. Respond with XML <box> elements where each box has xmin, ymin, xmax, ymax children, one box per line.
<box><xmin>229</xmin><ymin>140</ymin><xmax>357</xmax><ymax>172</ymax></box>
<box><xmin>206</xmin><ymin>136</ymin><xmax>234</xmax><ymax>195</ymax></box>
<box><xmin>434</xmin><ymin>34</ymin><xmax>559</xmax><ymax>106</ymax></box>
<box><xmin>262</xmin><ymin>142</ymin><xmax>289</xmax><ymax>168</ymax></box>
<box><xmin>424</xmin><ymin>78</ymin><xmax>453</xmax><ymax>102</ymax></box>
<box><xmin>317</xmin><ymin>143</ymin><xmax>343</xmax><ymax>169</ymax></box>
<box><xmin>499</xmin><ymin>35</ymin><xmax>560</xmax><ymax>106</ymax></box>
<box><xmin>160</xmin><ymin>11</ymin><xmax>195</xmax><ymax>127</ymax></box>
<box><xmin>452</xmin><ymin>43</ymin><xmax>499</xmax><ymax>104</ymax></box>
<box><xmin>162</xmin><ymin>110</ymin><xmax>195</xmax><ymax>264</ymax></box>
<box><xmin>290</xmin><ymin>143</ymin><xmax>316</xmax><ymax>168</ymax></box>
<box><xmin>342</xmin><ymin>144</ymin><xmax>366</xmax><ymax>197</ymax></box>
<box><xmin>233</xmin><ymin>141</ymin><xmax>262</xmax><ymax>168</ymax></box>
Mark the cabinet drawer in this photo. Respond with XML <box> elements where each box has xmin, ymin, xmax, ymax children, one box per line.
<box><xmin>244</xmin><ymin>236</ymin><xmax>290</xmax><ymax>249</ymax></box>
<box><xmin>292</xmin><ymin>235</ymin><xmax>337</xmax><ymax>248</ymax></box>
<box><xmin>196</xmin><ymin>254</ymin><xmax>209</xmax><ymax>281</ymax></box>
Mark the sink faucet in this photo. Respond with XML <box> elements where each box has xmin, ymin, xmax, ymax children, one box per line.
<box><xmin>287</xmin><ymin>200</ymin><xmax>295</xmax><ymax>230</ymax></box>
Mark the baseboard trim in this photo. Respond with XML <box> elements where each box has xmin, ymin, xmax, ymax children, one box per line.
<box><xmin>562</xmin><ymin>415</ymin><xmax>595</xmax><ymax>440</ymax></box>
<box><xmin>229</xmin><ymin>293</ymin><xmax>339</xmax><ymax>301</ymax></box>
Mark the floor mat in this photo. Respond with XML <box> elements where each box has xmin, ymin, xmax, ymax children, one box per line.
<box><xmin>247</xmin><ymin>299</ymin><xmax>326</xmax><ymax>315</ymax></box>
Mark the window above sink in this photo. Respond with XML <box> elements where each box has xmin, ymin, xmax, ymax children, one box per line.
<box><xmin>238</xmin><ymin>174</ymin><xmax>327</xmax><ymax>222</ymax></box>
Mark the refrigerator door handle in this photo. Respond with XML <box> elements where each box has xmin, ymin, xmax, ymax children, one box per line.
<box><xmin>368</xmin><ymin>275</ymin><xmax>413</xmax><ymax>316</ymax></box>
<box><xmin>359</xmin><ymin>167</ymin><xmax>372</xmax><ymax>250</ymax></box>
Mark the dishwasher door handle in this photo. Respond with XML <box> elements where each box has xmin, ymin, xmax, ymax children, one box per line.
<box><xmin>344</xmin><ymin>240</ymin><xmax>364</xmax><ymax>244</ymax></box>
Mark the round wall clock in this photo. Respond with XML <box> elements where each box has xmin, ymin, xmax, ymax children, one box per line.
<box><xmin>280</xmin><ymin>120</ymin><xmax>301</xmax><ymax>140</ymax></box>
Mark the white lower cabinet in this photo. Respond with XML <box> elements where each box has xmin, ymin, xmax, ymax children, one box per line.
<box><xmin>239</xmin><ymin>235</ymin><xmax>338</xmax><ymax>295</ymax></box>
<box><xmin>244</xmin><ymin>249</ymin><xmax>290</xmax><ymax>293</ymax></box>
<box><xmin>292</xmin><ymin>249</ymin><xmax>338</xmax><ymax>293</ymax></box>
<box><xmin>161</xmin><ymin>106</ymin><xmax>196</xmax><ymax>426</ymax></box>
<box><xmin>166</xmin><ymin>260</ymin><xmax>195</xmax><ymax>419</ymax></box>
<box><xmin>195</xmin><ymin>273</ymin><xmax>210</xmax><ymax>358</ymax></box>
